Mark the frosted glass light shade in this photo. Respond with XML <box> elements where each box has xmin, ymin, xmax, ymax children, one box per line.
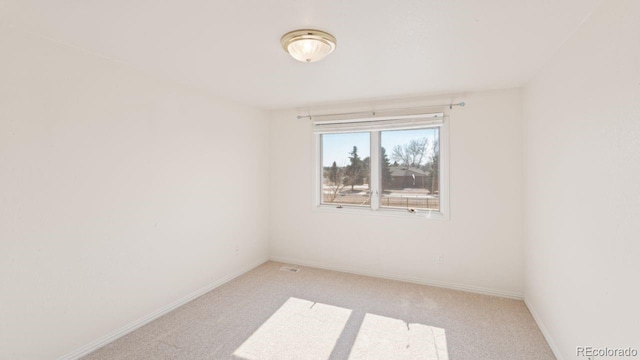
<box><xmin>287</xmin><ymin>39</ymin><xmax>333</xmax><ymax>62</ymax></box>
<box><xmin>281</xmin><ymin>30</ymin><xmax>336</xmax><ymax>63</ymax></box>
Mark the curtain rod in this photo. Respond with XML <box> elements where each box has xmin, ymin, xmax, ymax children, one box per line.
<box><xmin>297</xmin><ymin>102</ymin><xmax>465</xmax><ymax>120</ymax></box>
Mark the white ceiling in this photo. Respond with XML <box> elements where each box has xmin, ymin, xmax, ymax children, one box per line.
<box><xmin>1</xmin><ymin>0</ymin><xmax>601</xmax><ymax>109</ymax></box>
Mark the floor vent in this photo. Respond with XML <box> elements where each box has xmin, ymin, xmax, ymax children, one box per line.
<box><xmin>279</xmin><ymin>266</ymin><xmax>300</xmax><ymax>273</ymax></box>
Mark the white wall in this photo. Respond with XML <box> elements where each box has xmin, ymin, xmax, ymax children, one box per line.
<box><xmin>523</xmin><ymin>0</ymin><xmax>640</xmax><ymax>358</ymax></box>
<box><xmin>269</xmin><ymin>88</ymin><xmax>524</xmax><ymax>297</ymax></box>
<box><xmin>0</xmin><ymin>27</ymin><xmax>269</xmax><ymax>359</ymax></box>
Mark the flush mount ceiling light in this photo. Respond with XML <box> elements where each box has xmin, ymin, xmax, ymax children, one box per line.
<box><xmin>281</xmin><ymin>29</ymin><xmax>336</xmax><ymax>63</ymax></box>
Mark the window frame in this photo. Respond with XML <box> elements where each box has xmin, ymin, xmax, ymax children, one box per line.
<box><xmin>312</xmin><ymin>116</ymin><xmax>449</xmax><ymax>220</ymax></box>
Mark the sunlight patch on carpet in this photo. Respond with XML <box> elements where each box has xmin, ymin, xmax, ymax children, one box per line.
<box><xmin>347</xmin><ymin>313</ymin><xmax>448</xmax><ymax>360</ymax></box>
<box><xmin>234</xmin><ymin>297</ymin><xmax>351</xmax><ymax>360</ymax></box>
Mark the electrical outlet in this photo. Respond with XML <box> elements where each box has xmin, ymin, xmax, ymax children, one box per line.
<box><xmin>437</xmin><ymin>255</ymin><xmax>444</xmax><ymax>264</ymax></box>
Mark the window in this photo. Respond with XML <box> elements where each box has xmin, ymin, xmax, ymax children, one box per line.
<box><xmin>321</xmin><ymin>132</ymin><xmax>371</xmax><ymax>207</ymax></box>
<box><xmin>315</xmin><ymin>113</ymin><xmax>448</xmax><ymax>217</ymax></box>
<box><xmin>380</xmin><ymin>128</ymin><xmax>440</xmax><ymax>211</ymax></box>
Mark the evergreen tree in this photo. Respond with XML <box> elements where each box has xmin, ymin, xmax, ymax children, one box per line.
<box><xmin>363</xmin><ymin>156</ymin><xmax>370</xmax><ymax>189</ymax></box>
<box><xmin>381</xmin><ymin>147</ymin><xmax>393</xmax><ymax>191</ymax></box>
<box><xmin>328</xmin><ymin>161</ymin><xmax>339</xmax><ymax>184</ymax></box>
<box><xmin>344</xmin><ymin>146</ymin><xmax>364</xmax><ymax>190</ymax></box>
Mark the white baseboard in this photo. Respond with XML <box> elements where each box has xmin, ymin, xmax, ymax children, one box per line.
<box><xmin>524</xmin><ymin>299</ymin><xmax>563</xmax><ymax>360</ymax></box>
<box><xmin>58</xmin><ymin>258</ymin><xmax>269</xmax><ymax>360</ymax></box>
<box><xmin>269</xmin><ymin>256</ymin><xmax>523</xmax><ymax>300</ymax></box>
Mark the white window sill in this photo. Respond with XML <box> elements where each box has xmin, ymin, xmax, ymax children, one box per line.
<box><xmin>313</xmin><ymin>204</ymin><xmax>449</xmax><ymax>220</ymax></box>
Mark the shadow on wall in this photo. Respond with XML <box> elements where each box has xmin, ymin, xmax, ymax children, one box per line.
<box><xmin>233</xmin><ymin>297</ymin><xmax>448</xmax><ymax>360</ymax></box>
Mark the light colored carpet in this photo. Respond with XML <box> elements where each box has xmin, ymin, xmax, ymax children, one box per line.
<box><xmin>83</xmin><ymin>261</ymin><xmax>555</xmax><ymax>360</ymax></box>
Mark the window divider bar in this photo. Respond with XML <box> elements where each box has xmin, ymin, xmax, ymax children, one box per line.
<box><xmin>370</xmin><ymin>131</ymin><xmax>381</xmax><ymax>210</ymax></box>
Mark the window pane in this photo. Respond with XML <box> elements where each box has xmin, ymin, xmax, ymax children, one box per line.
<box><xmin>380</xmin><ymin>128</ymin><xmax>440</xmax><ymax>211</ymax></box>
<box><xmin>321</xmin><ymin>133</ymin><xmax>371</xmax><ymax>207</ymax></box>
